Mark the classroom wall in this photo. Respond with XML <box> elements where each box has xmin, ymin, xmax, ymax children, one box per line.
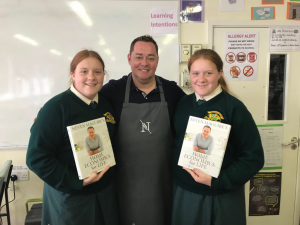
<box><xmin>179</xmin><ymin>0</ymin><xmax>295</xmax><ymax>79</ymax></box>
<box><xmin>0</xmin><ymin>1</ymin><xmax>296</xmax><ymax>224</ymax></box>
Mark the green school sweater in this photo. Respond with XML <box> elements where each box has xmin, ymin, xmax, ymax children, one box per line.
<box><xmin>172</xmin><ymin>91</ymin><xmax>264</xmax><ymax>195</ymax></box>
<box><xmin>27</xmin><ymin>90</ymin><xmax>116</xmax><ymax>194</ymax></box>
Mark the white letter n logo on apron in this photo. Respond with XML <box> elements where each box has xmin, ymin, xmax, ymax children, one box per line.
<box><xmin>140</xmin><ymin>120</ymin><xmax>151</xmax><ymax>134</ymax></box>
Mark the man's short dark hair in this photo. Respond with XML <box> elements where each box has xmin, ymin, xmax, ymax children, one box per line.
<box><xmin>203</xmin><ymin>125</ymin><xmax>211</xmax><ymax>131</ymax></box>
<box><xmin>129</xmin><ymin>35</ymin><xmax>158</xmax><ymax>55</ymax></box>
<box><xmin>87</xmin><ymin>126</ymin><xmax>94</xmax><ymax>131</ymax></box>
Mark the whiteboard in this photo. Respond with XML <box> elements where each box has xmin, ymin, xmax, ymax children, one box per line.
<box><xmin>0</xmin><ymin>0</ymin><xmax>179</xmax><ymax>148</ymax></box>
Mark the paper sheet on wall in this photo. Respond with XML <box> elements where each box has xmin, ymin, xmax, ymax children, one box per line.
<box><xmin>180</xmin><ymin>0</ymin><xmax>205</xmax><ymax>23</ymax></box>
<box><xmin>269</xmin><ymin>27</ymin><xmax>300</xmax><ymax>51</ymax></box>
<box><xmin>287</xmin><ymin>2</ymin><xmax>300</xmax><ymax>20</ymax></box>
<box><xmin>249</xmin><ymin>172</ymin><xmax>282</xmax><ymax>216</ymax></box>
<box><xmin>257</xmin><ymin>124</ymin><xmax>283</xmax><ymax>169</ymax></box>
<box><xmin>220</xmin><ymin>0</ymin><xmax>244</xmax><ymax>12</ymax></box>
<box><xmin>224</xmin><ymin>32</ymin><xmax>258</xmax><ymax>81</ymax></box>
<box><xmin>150</xmin><ymin>8</ymin><xmax>178</xmax><ymax>34</ymax></box>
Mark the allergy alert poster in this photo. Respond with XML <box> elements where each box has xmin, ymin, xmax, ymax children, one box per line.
<box><xmin>224</xmin><ymin>32</ymin><xmax>259</xmax><ymax>81</ymax></box>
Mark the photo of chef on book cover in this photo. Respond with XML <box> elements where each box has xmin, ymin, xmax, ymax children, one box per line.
<box><xmin>178</xmin><ymin>116</ymin><xmax>231</xmax><ymax>178</ymax></box>
<box><xmin>67</xmin><ymin>117</ymin><xmax>116</xmax><ymax>180</ymax></box>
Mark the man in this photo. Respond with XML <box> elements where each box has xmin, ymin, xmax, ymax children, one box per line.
<box><xmin>85</xmin><ymin>126</ymin><xmax>101</xmax><ymax>156</ymax></box>
<box><xmin>100</xmin><ymin>35</ymin><xmax>185</xmax><ymax>225</ymax></box>
<box><xmin>193</xmin><ymin>125</ymin><xmax>214</xmax><ymax>155</ymax></box>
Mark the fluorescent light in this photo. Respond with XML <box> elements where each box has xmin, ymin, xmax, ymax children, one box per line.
<box><xmin>99</xmin><ymin>39</ymin><xmax>105</xmax><ymax>45</ymax></box>
<box><xmin>110</xmin><ymin>56</ymin><xmax>116</xmax><ymax>61</ymax></box>
<box><xmin>98</xmin><ymin>36</ymin><xmax>106</xmax><ymax>45</ymax></box>
<box><xmin>50</xmin><ymin>49</ymin><xmax>62</xmax><ymax>55</ymax></box>
<box><xmin>41</xmin><ymin>78</ymin><xmax>51</xmax><ymax>94</ymax></box>
<box><xmin>69</xmin><ymin>1</ymin><xmax>92</xmax><ymax>26</ymax></box>
<box><xmin>33</xmin><ymin>79</ymin><xmax>40</xmax><ymax>95</ymax></box>
<box><xmin>14</xmin><ymin>34</ymin><xmax>39</xmax><ymax>46</ymax></box>
<box><xmin>0</xmin><ymin>93</ymin><xmax>14</xmax><ymax>101</ymax></box>
<box><xmin>104</xmin><ymin>49</ymin><xmax>111</xmax><ymax>55</ymax></box>
<box><xmin>19</xmin><ymin>80</ymin><xmax>30</xmax><ymax>98</ymax></box>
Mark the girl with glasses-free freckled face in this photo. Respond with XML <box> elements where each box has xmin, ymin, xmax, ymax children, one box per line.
<box><xmin>26</xmin><ymin>50</ymin><xmax>119</xmax><ymax>225</ymax></box>
<box><xmin>172</xmin><ymin>49</ymin><xmax>264</xmax><ymax>225</ymax></box>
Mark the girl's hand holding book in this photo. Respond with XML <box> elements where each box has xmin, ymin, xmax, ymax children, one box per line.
<box><xmin>183</xmin><ymin>167</ymin><xmax>212</xmax><ymax>186</ymax></box>
<box><xmin>83</xmin><ymin>166</ymin><xmax>110</xmax><ymax>186</ymax></box>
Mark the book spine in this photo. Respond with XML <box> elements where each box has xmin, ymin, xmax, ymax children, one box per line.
<box><xmin>67</xmin><ymin>127</ymin><xmax>83</xmax><ymax>180</ymax></box>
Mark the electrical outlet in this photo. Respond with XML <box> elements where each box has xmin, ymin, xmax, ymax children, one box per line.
<box><xmin>11</xmin><ymin>165</ymin><xmax>29</xmax><ymax>181</ymax></box>
<box><xmin>180</xmin><ymin>69</ymin><xmax>191</xmax><ymax>89</ymax></box>
<box><xmin>191</xmin><ymin>44</ymin><xmax>202</xmax><ymax>55</ymax></box>
<box><xmin>180</xmin><ymin>44</ymin><xmax>191</xmax><ymax>62</ymax></box>
<box><xmin>182</xmin><ymin>78</ymin><xmax>191</xmax><ymax>89</ymax></box>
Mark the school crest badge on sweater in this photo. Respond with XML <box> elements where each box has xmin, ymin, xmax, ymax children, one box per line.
<box><xmin>204</xmin><ymin>111</ymin><xmax>224</xmax><ymax>123</ymax></box>
<box><xmin>104</xmin><ymin>112</ymin><xmax>116</xmax><ymax>124</ymax></box>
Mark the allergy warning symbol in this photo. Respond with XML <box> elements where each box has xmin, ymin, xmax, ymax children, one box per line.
<box><xmin>230</xmin><ymin>66</ymin><xmax>241</xmax><ymax>78</ymax></box>
<box><xmin>243</xmin><ymin>66</ymin><xmax>254</xmax><ymax>77</ymax></box>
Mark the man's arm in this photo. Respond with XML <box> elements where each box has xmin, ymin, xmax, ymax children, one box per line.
<box><xmin>85</xmin><ymin>137</ymin><xmax>92</xmax><ymax>153</ymax></box>
<box><xmin>192</xmin><ymin>133</ymin><xmax>205</xmax><ymax>153</ymax></box>
<box><xmin>204</xmin><ymin>137</ymin><xmax>214</xmax><ymax>155</ymax></box>
<box><xmin>96</xmin><ymin>134</ymin><xmax>101</xmax><ymax>151</ymax></box>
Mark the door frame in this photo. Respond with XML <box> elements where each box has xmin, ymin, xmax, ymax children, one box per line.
<box><xmin>207</xmin><ymin>20</ymin><xmax>300</xmax><ymax>225</ymax></box>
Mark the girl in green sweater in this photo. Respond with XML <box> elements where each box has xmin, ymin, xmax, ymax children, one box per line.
<box><xmin>26</xmin><ymin>50</ymin><xmax>119</xmax><ymax>225</ymax></box>
<box><xmin>172</xmin><ymin>49</ymin><xmax>264</xmax><ymax>225</ymax></box>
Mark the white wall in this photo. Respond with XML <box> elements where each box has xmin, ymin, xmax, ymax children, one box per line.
<box><xmin>1</xmin><ymin>1</ymin><xmax>297</xmax><ymax>224</ymax></box>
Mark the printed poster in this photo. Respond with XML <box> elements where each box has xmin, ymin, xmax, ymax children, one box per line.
<box><xmin>224</xmin><ymin>32</ymin><xmax>259</xmax><ymax>81</ymax></box>
<box><xmin>269</xmin><ymin>27</ymin><xmax>300</xmax><ymax>51</ymax></box>
<box><xmin>287</xmin><ymin>2</ymin><xmax>300</xmax><ymax>20</ymax></box>
<box><xmin>251</xmin><ymin>7</ymin><xmax>275</xmax><ymax>20</ymax></box>
<box><xmin>249</xmin><ymin>172</ymin><xmax>282</xmax><ymax>216</ymax></box>
<box><xmin>257</xmin><ymin>124</ymin><xmax>283</xmax><ymax>169</ymax></box>
<box><xmin>220</xmin><ymin>0</ymin><xmax>245</xmax><ymax>12</ymax></box>
<box><xmin>150</xmin><ymin>8</ymin><xmax>178</xmax><ymax>34</ymax></box>
<box><xmin>180</xmin><ymin>0</ymin><xmax>205</xmax><ymax>23</ymax></box>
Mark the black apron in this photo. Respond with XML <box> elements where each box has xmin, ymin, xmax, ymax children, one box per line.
<box><xmin>114</xmin><ymin>74</ymin><xmax>173</xmax><ymax>225</ymax></box>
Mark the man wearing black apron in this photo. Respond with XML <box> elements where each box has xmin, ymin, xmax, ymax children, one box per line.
<box><xmin>100</xmin><ymin>35</ymin><xmax>186</xmax><ymax>225</ymax></box>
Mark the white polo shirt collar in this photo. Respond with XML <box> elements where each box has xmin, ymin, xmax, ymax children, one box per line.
<box><xmin>195</xmin><ymin>85</ymin><xmax>222</xmax><ymax>102</ymax></box>
<box><xmin>70</xmin><ymin>84</ymin><xmax>98</xmax><ymax>105</ymax></box>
